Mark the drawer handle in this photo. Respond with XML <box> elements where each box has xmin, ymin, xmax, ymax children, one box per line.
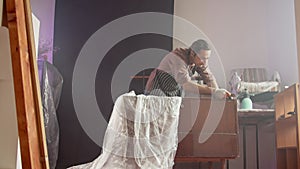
<box><xmin>287</xmin><ymin>111</ymin><xmax>296</xmax><ymax>116</ymax></box>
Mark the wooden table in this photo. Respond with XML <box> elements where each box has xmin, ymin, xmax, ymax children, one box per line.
<box><xmin>238</xmin><ymin>109</ymin><xmax>275</xmax><ymax>169</ymax></box>
<box><xmin>238</xmin><ymin>109</ymin><xmax>275</xmax><ymax>125</ymax></box>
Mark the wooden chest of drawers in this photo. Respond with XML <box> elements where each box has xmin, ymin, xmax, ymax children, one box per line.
<box><xmin>175</xmin><ymin>97</ymin><xmax>239</xmax><ymax>163</ymax></box>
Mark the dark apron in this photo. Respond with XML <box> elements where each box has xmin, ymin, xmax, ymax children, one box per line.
<box><xmin>145</xmin><ymin>69</ymin><xmax>182</xmax><ymax>97</ymax></box>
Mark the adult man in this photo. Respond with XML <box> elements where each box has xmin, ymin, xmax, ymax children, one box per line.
<box><xmin>145</xmin><ymin>39</ymin><xmax>230</xmax><ymax>98</ymax></box>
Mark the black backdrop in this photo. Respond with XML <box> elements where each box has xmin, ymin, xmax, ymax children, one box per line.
<box><xmin>53</xmin><ymin>0</ymin><xmax>174</xmax><ymax>168</ymax></box>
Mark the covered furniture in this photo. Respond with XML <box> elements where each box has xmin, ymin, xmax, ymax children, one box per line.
<box><xmin>38</xmin><ymin>60</ymin><xmax>63</xmax><ymax>169</ymax></box>
<box><xmin>230</xmin><ymin>68</ymin><xmax>280</xmax><ymax>93</ymax></box>
<box><xmin>229</xmin><ymin>68</ymin><xmax>281</xmax><ymax>109</ymax></box>
<box><xmin>69</xmin><ymin>92</ymin><xmax>182</xmax><ymax>169</ymax></box>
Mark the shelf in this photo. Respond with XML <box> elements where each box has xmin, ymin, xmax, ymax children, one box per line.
<box><xmin>277</xmin><ymin>146</ymin><xmax>297</xmax><ymax>150</ymax></box>
<box><xmin>276</xmin><ymin>114</ymin><xmax>297</xmax><ymax>122</ymax></box>
<box><xmin>275</xmin><ymin>84</ymin><xmax>300</xmax><ymax>169</ymax></box>
<box><xmin>276</xmin><ymin>116</ymin><xmax>297</xmax><ymax>148</ymax></box>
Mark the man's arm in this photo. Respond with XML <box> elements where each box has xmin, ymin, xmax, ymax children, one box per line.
<box><xmin>182</xmin><ymin>80</ymin><xmax>214</xmax><ymax>95</ymax></box>
<box><xmin>193</xmin><ymin>65</ymin><xmax>219</xmax><ymax>88</ymax></box>
<box><xmin>182</xmin><ymin>80</ymin><xmax>231</xmax><ymax>98</ymax></box>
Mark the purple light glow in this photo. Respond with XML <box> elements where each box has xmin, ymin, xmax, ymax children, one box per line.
<box><xmin>31</xmin><ymin>0</ymin><xmax>56</xmax><ymax>63</ymax></box>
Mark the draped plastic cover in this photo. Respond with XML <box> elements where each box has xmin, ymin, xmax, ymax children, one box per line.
<box><xmin>69</xmin><ymin>92</ymin><xmax>182</xmax><ymax>169</ymax></box>
<box><xmin>38</xmin><ymin>60</ymin><xmax>63</xmax><ymax>169</ymax></box>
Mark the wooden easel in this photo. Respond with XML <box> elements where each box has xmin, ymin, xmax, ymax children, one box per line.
<box><xmin>2</xmin><ymin>0</ymin><xmax>49</xmax><ymax>168</ymax></box>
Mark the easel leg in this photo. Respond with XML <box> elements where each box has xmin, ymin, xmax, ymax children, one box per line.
<box><xmin>2</xmin><ymin>0</ymin><xmax>8</xmax><ymax>27</ymax></box>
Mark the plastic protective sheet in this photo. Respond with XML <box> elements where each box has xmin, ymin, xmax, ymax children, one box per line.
<box><xmin>69</xmin><ymin>91</ymin><xmax>182</xmax><ymax>169</ymax></box>
<box><xmin>38</xmin><ymin>60</ymin><xmax>63</xmax><ymax>169</ymax></box>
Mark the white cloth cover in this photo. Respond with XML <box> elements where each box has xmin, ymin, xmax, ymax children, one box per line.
<box><xmin>69</xmin><ymin>91</ymin><xmax>182</xmax><ymax>169</ymax></box>
<box><xmin>238</xmin><ymin>81</ymin><xmax>279</xmax><ymax>94</ymax></box>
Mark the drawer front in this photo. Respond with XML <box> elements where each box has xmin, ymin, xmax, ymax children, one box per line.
<box><xmin>177</xmin><ymin>98</ymin><xmax>239</xmax><ymax>158</ymax></box>
<box><xmin>276</xmin><ymin>116</ymin><xmax>297</xmax><ymax>148</ymax></box>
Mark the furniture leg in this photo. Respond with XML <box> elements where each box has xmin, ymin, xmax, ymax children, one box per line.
<box><xmin>208</xmin><ymin>161</ymin><xmax>213</xmax><ymax>169</ymax></box>
<box><xmin>198</xmin><ymin>162</ymin><xmax>202</xmax><ymax>169</ymax></box>
<box><xmin>256</xmin><ymin>124</ymin><xmax>260</xmax><ymax>169</ymax></box>
<box><xmin>221</xmin><ymin>159</ymin><xmax>226</xmax><ymax>169</ymax></box>
<box><xmin>243</xmin><ymin>126</ymin><xmax>247</xmax><ymax>169</ymax></box>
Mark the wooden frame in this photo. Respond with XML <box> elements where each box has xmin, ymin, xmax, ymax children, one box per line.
<box><xmin>274</xmin><ymin>83</ymin><xmax>300</xmax><ymax>169</ymax></box>
<box><xmin>2</xmin><ymin>0</ymin><xmax>49</xmax><ymax>168</ymax></box>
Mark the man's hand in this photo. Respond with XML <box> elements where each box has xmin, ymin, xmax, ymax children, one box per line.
<box><xmin>193</xmin><ymin>54</ymin><xmax>205</xmax><ymax>67</ymax></box>
<box><xmin>214</xmin><ymin>89</ymin><xmax>232</xmax><ymax>99</ymax></box>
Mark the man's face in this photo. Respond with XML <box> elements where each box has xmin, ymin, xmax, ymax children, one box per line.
<box><xmin>197</xmin><ymin>49</ymin><xmax>211</xmax><ymax>66</ymax></box>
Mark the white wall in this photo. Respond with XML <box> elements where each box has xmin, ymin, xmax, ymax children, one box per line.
<box><xmin>265</xmin><ymin>0</ymin><xmax>298</xmax><ymax>86</ymax></box>
<box><xmin>174</xmin><ymin>0</ymin><xmax>298</xmax><ymax>88</ymax></box>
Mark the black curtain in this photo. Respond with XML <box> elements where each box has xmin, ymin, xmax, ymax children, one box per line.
<box><xmin>53</xmin><ymin>0</ymin><xmax>174</xmax><ymax>168</ymax></box>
